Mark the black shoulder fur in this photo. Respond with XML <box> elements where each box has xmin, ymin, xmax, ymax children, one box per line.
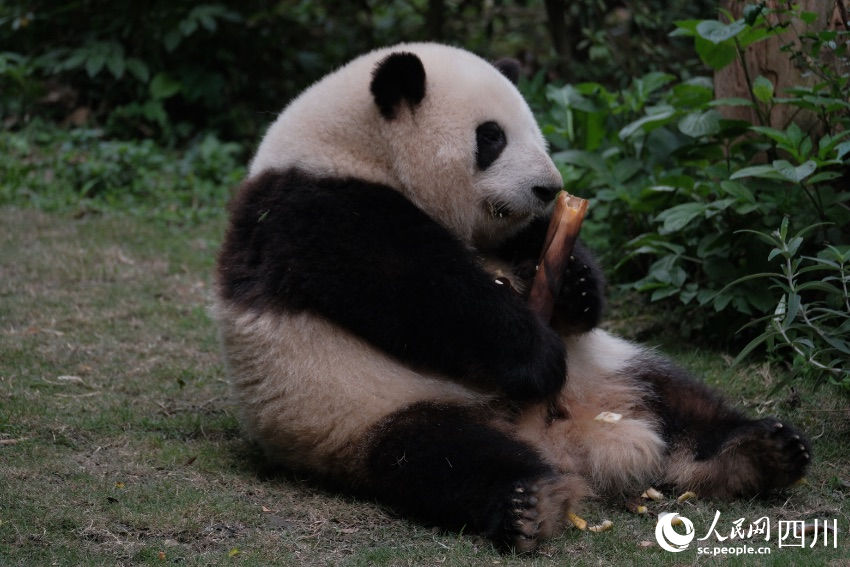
<box><xmin>217</xmin><ymin>169</ymin><xmax>566</xmax><ymax>400</ymax></box>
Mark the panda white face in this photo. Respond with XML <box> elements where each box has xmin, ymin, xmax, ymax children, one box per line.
<box><xmin>471</xmin><ymin>117</ymin><xmax>564</xmax><ymax>247</ymax></box>
<box><xmin>367</xmin><ymin>44</ymin><xmax>563</xmax><ymax>248</ymax></box>
<box><xmin>249</xmin><ymin>43</ymin><xmax>562</xmax><ymax>248</ymax></box>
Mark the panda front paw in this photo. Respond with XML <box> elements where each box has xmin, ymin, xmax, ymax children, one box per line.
<box><xmin>552</xmin><ymin>242</ymin><xmax>605</xmax><ymax>334</ymax></box>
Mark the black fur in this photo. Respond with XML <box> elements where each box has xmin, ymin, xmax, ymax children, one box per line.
<box><xmin>217</xmin><ymin>169</ymin><xmax>565</xmax><ymax>401</ymax></box>
<box><xmin>492</xmin><ymin>58</ymin><xmax>521</xmax><ymax>85</ymax></box>
<box><xmin>476</xmin><ymin>121</ymin><xmax>507</xmax><ymax>170</ymax></box>
<box><xmin>365</xmin><ymin>402</ymin><xmax>559</xmax><ymax>551</ymax></box>
<box><xmin>631</xmin><ymin>356</ymin><xmax>811</xmax><ymax>495</ymax></box>
<box><xmin>370</xmin><ymin>52</ymin><xmax>426</xmax><ymax>119</ymax></box>
<box><xmin>494</xmin><ymin>216</ymin><xmax>606</xmax><ymax>334</ymax></box>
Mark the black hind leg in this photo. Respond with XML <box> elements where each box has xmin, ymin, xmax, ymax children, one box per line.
<box><xmin>636</xmin><ymin>357</ymin><xmax>811</xmax><ymax>498</ymax></box>
<box><xmin>364</xmin><ymin>402</ymin><xmax>586</xmax><ymax>552</ymax></box>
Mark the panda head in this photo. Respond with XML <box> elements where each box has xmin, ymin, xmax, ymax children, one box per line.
<box><xmin>250</xmin><ymin>43</ymin><xmax>563</xmax><ymax>248</ymax></box>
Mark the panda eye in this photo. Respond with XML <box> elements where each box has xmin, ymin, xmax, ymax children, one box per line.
<box><xmin>476</xmin><ymin>121</ymin><xmax>506</xmax><ymax>170</ymax></box>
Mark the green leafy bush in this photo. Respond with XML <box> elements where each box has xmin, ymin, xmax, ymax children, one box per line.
<box><xmin>0</xmin><ymin>122</ymin><xmax>244</xmax><ymax>223</ymax></box>
<box><xmin>532</xmin><ymin>4</ymin><xmax>850</xmax><ymax>346</ymax></box>
<box><xmin>731</xmin><ymin>218</ymin><xmax>850</xmax><ymax>391</ymax></box>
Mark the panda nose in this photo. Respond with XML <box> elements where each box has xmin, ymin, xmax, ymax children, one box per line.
<box><xmin>532</xmin><ymin>185</ymin><xmax>561</xmax><ymax>203</ymax></box>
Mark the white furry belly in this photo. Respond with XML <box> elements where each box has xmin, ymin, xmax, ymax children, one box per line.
<box><xmin>516</xmin><ymin>329</ymin><xmax>665</xmax><ymax>493</ymax></box>
<box><xmin>213</xmin><ymin>301</ymin><xmax>491</xmax><ymax>473</ymax></box>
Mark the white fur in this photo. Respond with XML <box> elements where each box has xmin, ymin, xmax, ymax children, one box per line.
<box><xmin>213</xmin><ymin>300</ymin><xmax>492</xmax><ymax>478</ymax></box>
<box><xmin>249</xmin><ymin>43</ymin><xmax>562</xmax><ymax>249</ymax></box>
<box><xmin>516</xmin><ymin>331</ymin><xmax>665</xmax><ymax>493</ymax></box>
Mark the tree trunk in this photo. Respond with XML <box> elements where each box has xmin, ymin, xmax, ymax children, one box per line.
<box><xmin>714</xmin><ymin>1</ymin><xmax>845</xmax><ymax>130</ymax></box>
<box><xmin>426</xmin><ymin>0</ymin><xmax>446</xmax><ymax>41</ymax></box>
<box><xmin>544</xmin><ymin>0</ymin><xmax>572</xmax><ymax>73</ymax></box>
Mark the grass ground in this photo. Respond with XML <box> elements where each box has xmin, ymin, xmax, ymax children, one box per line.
<box><xmin>1</xmin><ymin>206</ymin><xmax>848</xmax><ymax>566</ymax></box>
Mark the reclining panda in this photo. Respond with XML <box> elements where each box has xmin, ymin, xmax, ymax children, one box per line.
<box><xmin>213</xmin><ymin>43</ymin><xmax>810</xmax><ymax>552</ymax></box>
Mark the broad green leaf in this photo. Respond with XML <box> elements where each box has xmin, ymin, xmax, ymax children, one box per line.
<box><xmin>551</xmin><ymin>150</ymin><xmax>607</xmax><ymax>173</ymax></box>
<box><xmin>671</xmin><ymin>19</ymin><xmax>700</xmax><ymax>37</ymax></box>
<box><xmin>671</xmin><ymin>81</ymin><xmax>714</xmax><ymax>108</ymax></box>
<box><xmin>749</xmin><ymin>125</ymin><xmax>789</xmax><ymax>146</ymax></box>
<box><xmin>817</xmin><ymin>130</ymin><xmax>850</xmax><ymax>159</ymax></box>
<box><xmin>163</xmin><ymin>29</ymin><xmax>181</xmax><ymax>52</ymax></box>
<box><xmin>612</xmin><ymin>159</ymin><xmax>642</xmax><ymax>183</ymax></box>
<box><xmin>835</xmin><ymin>141</ymin><xmax>850</xmax><ymax>160</ymax></box>
<box><xmin>696</xmin><ymin>19</ymin><xmax>746</xmax><ymax>44</ymax></box>
<box><xmin>125</xmin><ymin>58</ymin><xmax>149</xmax><ymax>83</ymax></box>
<box><xmin>807</xmin><ymin>171</ymin><xmax>841</xmax><ymax>185</ymax></box>
<box><xmin>785</xmin><ymin>122</ymin><xmax>804</xmax><ymax>150</ymax></box>
<box><xmin>736</xmin><ymin>24</ymin><xmax>773</xmax><ymax>49</ymax></box>
<box><xmin>634</xmin><ymin>72</ymin><xmax>675</xmax><ymax>101</ymax></box>
<box><xmin>651</xmin><ymin>287</ymin><xmax>680</xmax><ymax>301</ymax></box>
<box><xmin>85</xmin><ymin>49</ymin><xmax>106</xmax><ymax>78</ymax></box>
<box><xmin>797</xmin><ymin>281</ymin><xmax>841</xmax><ymax>294</ymax></box>
<box><xmin>743</xmin><ymin>3</ymin><xmax>765</xmax><ymax>25</ymax></box>
<box><xmin>719</xmin><ymin>180</ymin><xmax>755</xmax><ymax>203</ymax></box>
<box><xmin>730</xmin><ymin>164</ymin><xmax>785</xmax><ymax>181</ymax></box>
<box><xmin>618</xmin><ymin>106</ymin><xmax>675</xmax><ymax>139</ymax></box>
<box><xmin>695</xmin><ymin>37</ymin><xmax>737</xmax><ymax>69</ymax></box>
<box><xmin>105</xmin><ymin>48</ymin><xmax>125</xmax><ymax>79</ymax></box>
<box><xmin>656</xmin><ymin>202</ymin><xmax>708</xmax><ymax>234</ymax></box>
<box><xmin>678</xmin><ymin>109</ymin><xmax>721</xmax><ymax>137</ymax></box>
<box><xmin>752</xmin><ymin>75</ymin><xmax>774</xmax><ymax>102</ymax></box>
<box><xmin>800</xmin><ymin>11</ymin><xmax>818</xmax><ymax>24</ymax></box>
<box><xmin>149</xmin><ymin>72</ymin><xmax>181</xmax><ymax>99</ymax></box>
<box><xmin>799</xmin><ymin>136</ymin><xmax>812</xmax><ymax>160</ymax></box>
<box><xmin>773</xmin><ymin>159</ymin><xmax>816</xmax><ymax>183</ymax></box>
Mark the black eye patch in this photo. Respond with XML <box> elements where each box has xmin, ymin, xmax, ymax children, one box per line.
<box><xmin>476</xmin><ymin>121</ymin><xmax>506</xmax><ymax>170</ymax></box>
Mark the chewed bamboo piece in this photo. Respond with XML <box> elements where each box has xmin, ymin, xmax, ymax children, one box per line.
<box><xmin>528</xmin><ymin>192</ymin><xmax>589</xmax><ymax>323</ymax></box>
<box><xmin>528</xmin><ymin>191</ymin><xmax>588</xmax><ymax>423</ymax></box>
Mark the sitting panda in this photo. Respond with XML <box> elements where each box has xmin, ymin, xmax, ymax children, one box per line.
<box><xmin>213</xmin><ymin>43</ymin><xmax>810</xmax><ymax>552</ymax></box>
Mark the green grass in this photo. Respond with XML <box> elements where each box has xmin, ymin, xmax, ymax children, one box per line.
<box><xmin>1</xmin><ymin>206</ymin><xmax>848</xmax><ymax>566</ymax></box>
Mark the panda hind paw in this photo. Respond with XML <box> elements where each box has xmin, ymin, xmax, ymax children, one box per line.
<box><xmin>725</xmin><ymin>418</ymin><xmax>812</xmax><ymax>493</ymax></box>
<box><xmin>760</xmin><ymin>418</ymin><xmax>812</xmax><ymax>488</ymax></box>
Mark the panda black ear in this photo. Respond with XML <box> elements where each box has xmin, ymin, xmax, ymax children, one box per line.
<box><xmin>370</xmin><ymin>52</ymin><xmax>426</xmax><ymax>120</ymax></box>
<box><xmin>493</xmin><ymin>58</ymin><xmax>520</xmax><ymax>85</ymax></box>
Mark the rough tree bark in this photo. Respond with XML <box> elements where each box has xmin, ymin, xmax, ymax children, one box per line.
<box><xmin>715</xmin><ymin>0</ymin><xmax>846</xmax><ymax>129</ymax></box>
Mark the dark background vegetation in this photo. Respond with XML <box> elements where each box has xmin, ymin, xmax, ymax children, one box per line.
<box><xmin>1</xmin><ymin>0</ymin><xmax>714</xmax><ymax>144</ymax></box>
<box><xmin>1</xmin><ymin>0</ymin><xmax>848</xmax><ymax>389</ymax></box>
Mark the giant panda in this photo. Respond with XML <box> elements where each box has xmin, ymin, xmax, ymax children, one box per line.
<box><xmin>213</xmin><ymin>43</ymin><xmax>811</xmax><ymax>552</ymax></box>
